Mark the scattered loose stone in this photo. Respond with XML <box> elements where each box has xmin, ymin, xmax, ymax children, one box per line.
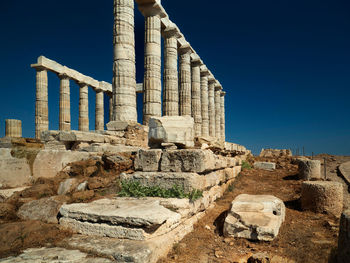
<box><xmin>223</xmin><ymin>194</ymin><xmax>285</xmax><ymax>241</ymax></box>
<box><xmin>301</xmin><ymin>181</ymin><xmax>343</xmax><ymax>217</ymax></box>
<box><xmin>253</xmin><ymin>162</ymin><xmax>276</xmax><ymax>171</ymax></box>
<box><xmin>17</xmin><ymin>196</ymin><xmax>68</xmax><ymax>224</ymax></box>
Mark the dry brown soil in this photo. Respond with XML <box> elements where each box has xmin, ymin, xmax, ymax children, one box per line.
<box><xmin>159</xmin><ymin>157</ymin><xmax>341</xmax><ymax>263</ymax></box>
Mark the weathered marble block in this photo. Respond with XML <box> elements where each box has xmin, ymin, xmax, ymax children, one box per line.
<box><xmin>223</xmin><ymin>194</ymin><xmax>286</xmax><ymax>241</ymax></box>
<box><xmin>254</xmin><ymin>162</ymin><xmax>276</xmax><ymax>171</ymax></box>
<box><xmin>148</xmin><ymin>116</ymin><xmax>194</xmax><ymax>148</ymax></box>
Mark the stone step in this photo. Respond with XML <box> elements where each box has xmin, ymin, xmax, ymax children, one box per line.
<box><xmin>59</xmin><ymin>198</ymin><xmax>181</xmax><ymax>240</ymax></box>
<box><xmin>121</xmin><ymin>166</ymin><xmax>241</xmax><ymax>193</ymax></box>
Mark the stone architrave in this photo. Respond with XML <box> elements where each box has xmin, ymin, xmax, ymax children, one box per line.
<box><xmin>200</xmin><ymin>68</ymin><xmax>209</xmax><ymax>137</ymax></box>
<box><xmin>95</xmin><ymin>90</ymin><xmax>104</xmax><ymax>130</ymax></box>
<box><xmin>163</xmin><ymin>27</ymin><xmax>179</xmax><ymax>116</ymax></box>
<box><xmin>5</xmin><ymin>119</ymin><xmax>22</xmax><ymax>138</ymax></box>
<box><xmin>34</xmin><ymin>67</ymin><xmax>48</xmax><ymax>139</ymax></box>
<box><xmin>220</xmin><ymin>91</ymin><xmax>226</xmax><ymax>141</ymax></box>
<box><xmin>191</xmin><ymin>59</ymin><xmax>202</xmax><ymax>137</ymax></box>
<box><xmin>215</xmin><ymin>83</ymin><xmax>222</xmax><ymax>139</ymax></box>
<box><xmin>142</xmin><ymin>7</ymin><xmax>162</xmax><ymax>125</ymax></box>
<box><xmin>112</xmin><ymin>0</ymin><xmax>137</xmax><ymax>123</ymax></box>
<box><xmin>78</xmin><ymin>83</ymin><xmax>89</xmax><ymax>132</ymax></box>
<box><xmin>208</xmin><ymin>77</ymin><xmax>216</xmax><ymax>137</ymax></box>
<box><xmin>59</xmin><ymin>74</ymin><xmax>71</xmax><ymax>131</ymax></box>
<box><xmin>179</xmin><ymin>45</ymin><xmax>192</xmax><ymax>117</ymax></box>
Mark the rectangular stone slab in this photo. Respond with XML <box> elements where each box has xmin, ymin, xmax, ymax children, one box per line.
<box><xmin>59</xmin><ymin>198</ymin><xmax>180</xmax><ymax>228</ymax></box>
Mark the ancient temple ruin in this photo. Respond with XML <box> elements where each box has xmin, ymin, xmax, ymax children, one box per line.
<box><xmin>30</xmin><ymin>0</ymin><xmax>228</xmax><ymax>144</ymax></box>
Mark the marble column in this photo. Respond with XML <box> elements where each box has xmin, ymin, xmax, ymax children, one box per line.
<box><xmin>191</xmin><ymin>59</ymin><xmax>202</xmax><ymax>137</ymax></box>
<box><xmin>34</xmin><ymin>67</ymin><xmax>48</xmax><ymax>139</ymax></box>
<box><xmin>78</xmin><ymin>83</ymin><xmax>89</xmax><ymax>132</ymax></box>
<box><xmin>163</xmin><ymin>27</ymin><xmax>179</xmax><ymax>116</ymax></box>
<box><xmin>59</xmin><ymin>74</ymin><xmax>71</xmax><ymax>131</ymax></box>
<box><xmin>179</xmin><ymin>45</ymin><xmax>192</xmax><ymax>116</ymax></box>
<box><xmin>220</xmin><ymin>91</ymin><xmax>226</xmax><ymax>141</ymax></box>
<box><xmin>200</xmin><ymin>69</ymin><xmax>209</xmax><ymax>137</ymax></box>
<box><xmin>5</xmin><ymin>119</ymin><xmax>22</xmax><ymax>138</ymax></box>
<box><xmin>143</xmin><ymin>9</ymin><xmax>162</xmax><ymax>125</ymax></box>
<box><xmin>109</xmin><ymin>95</ymin><xmax>113</xmax><ymax>121</ymax></box>
<box><xmin>95</xmin><ymin>90</ymin><xmax>104</xmax><ymax>130</ymax></box>
<box><xmin>215</xmin><ymin>84</ymin><xmax>222</xmax><ymax>138</ymax></box>
<box><xmin>208</xmin><ymin>78</ymin><xmax>216</xmax><ymax>137</ymax></box>
<box><xmin>113</xmin><ymin>0</ymin><xmax>137</xmax><ymax>122</ymax></box>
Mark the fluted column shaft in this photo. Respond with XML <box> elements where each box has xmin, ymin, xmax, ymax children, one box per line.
<box><xmin>163</xmin><ymin>32</ymin><xmax>179</xmax><ymax>116</ymax></box>
<box><xmin>208</xmin><ymin>80</ymin><xmax>216</xmax><ymax>137</ymax></box>
<box><xmin>215</xmin><ymin>86</ymin><xmax>222</xmax><ymax>138</ymax></box>
<box><xmin>78</xmin><ymin>83</ymin><xmax>89</xmax><ymax>131</ymax></box>
<box><xmin>113</xmin><ymin>0</ymin><xmax>137</xmax><ymax>122</ymax></box>
<box><xmin>179</xmin><ymin>47</ymin><xmax>192</xmax><ymax>116</ymax></box>
<box><xmin>5</xmin><ymin>119</ymin><xmax>22</xmax><ymax>138</ymax></box>
<box><xmin>191</xmin><ymin>62</ymin><xmax>202</xmax><ymax>136</ymax></box>
<box><xmin>200</xmin><ymin>72</ymin><xmax>209</xmax><ymax>137</ymax></box>
<box><xmin>95</xmin><ymin>90</ymin><xmax>104</xmax><ymax>130</ymax></box>
<box><xmin>143</xmin><ymin>14</ymin><xmax>161</xmax><ymax>125</ymax></box>
<box><xmin>109</xmin><ymin>95</ymin><xmax>113</xmax><ymax>121</ymax></box>
<box><xmin>220</xmin><ymin>91</ymin><xmax>226</xmax><ymax>141</ymax></box>
<box><xmin>35</xmin><ymin>68</ymin><xmax>48</xmax><ymax>139</ymax></box>
<box><xmin>59</xmin><ymin>74</ymin><xmax>71</xmax><ymax>131</ymax></box>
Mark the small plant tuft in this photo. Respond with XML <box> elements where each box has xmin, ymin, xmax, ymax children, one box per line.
<box><xmin>118</xmin><ymin>180</ymin><xmax>203</xmax><ymax>201</ymax></box>
<box><xmin>241</xmin><ymin>160</ymin><xmax>252</xmax><ymax>170</ymax></box>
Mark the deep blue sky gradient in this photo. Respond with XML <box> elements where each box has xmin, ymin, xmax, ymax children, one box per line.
<box><xmin>0</xmin><ymin>0</ymin><xmax>349</xmax><ymax>155</ymax></box>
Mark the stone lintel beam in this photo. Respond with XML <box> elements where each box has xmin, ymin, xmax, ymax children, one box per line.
<box><xmin>31</xmin><ymin>56</ymin><xmax>112</xmax><ymax>93</ymax></box>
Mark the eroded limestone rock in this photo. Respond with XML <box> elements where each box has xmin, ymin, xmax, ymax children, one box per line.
<box><xmin>223</xmin><ymin>194</ymin><xmax>286</xmax><ymax>241</ymax></box>
<box><xmin>17</xmin><ymin>196</ymin><xmax>68</xmax><ymax>224</ymax></box>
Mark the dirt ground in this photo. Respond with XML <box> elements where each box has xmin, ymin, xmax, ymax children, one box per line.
<box><xmin>159</xmin><ymin>155</ymin><xmax>348</xmax><ymax>263</ymax></box>
<box><xmin>0</xmin><ymin>154</ymin><xmax>348</xmax><ymax>262</ymax></box>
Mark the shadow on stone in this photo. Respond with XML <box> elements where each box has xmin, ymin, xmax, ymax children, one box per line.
<box><xmin>284</xmin><ymin>198</ymin><xmax>302</xmax><ymax>211</ymax></box>
<box><xmin>214</xmin><ymin>210</ymin><xmax>228</xmax><ymax>236</ymax></box>
<box><xmin>283</xmin><ymin>173</ymin><xmax>299</xmax><ymax>181</ymax></box>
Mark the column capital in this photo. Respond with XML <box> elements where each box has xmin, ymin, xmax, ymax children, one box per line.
<box><xmin>75</xmin><ymin>81</ymin><xmax>88</xmax><ymax>88</ymax></box>
<box><xmin>179</xmin><ymin>44</ymin><xmax>192</xmax><ymax>55</ymax></box>
<box><xmin>32</xmin><ymin>65</ymin><xmax>47</xmax><ymax>71</ymax></box>
<box><xmin>220</xmin><ymin>91</ymin><xmax>226</xmax><ymax>96</ymax></box>
<box><xmin>215</xmin><ymin>84</ymin><xmax>222</xmax><ymax>91</ymax></box>
<box><xmin>208</xmin><ymin>77</ymin><xmax>216</xmax><ymax>85</ymax></box>
<box><xmin>163</xmin><ymin>26</ymin><xmax>181</xmax><ymax>39</ymax></box>
<box><xmin>191</xmin><ymin>59</ymin><xmax>202</xmax><ymax>67</ymax></box>
<box><xmin>138</xmin><ymin>2</ymin><xmax>166</xmax><ymax>17</ymax></box>
<box><xmin>58</xmin><ymin>73</ymin><xmax>69</xmax><ymax>80</ymax></box>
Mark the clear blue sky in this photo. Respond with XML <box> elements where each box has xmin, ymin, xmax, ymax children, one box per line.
<box><xmin>0</xmin><ymin>0</ymin><xmax>349</xmax><ymax>155</ymax></box>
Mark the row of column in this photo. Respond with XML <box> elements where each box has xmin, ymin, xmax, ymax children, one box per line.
<box><xmin>34</xmin><ymin>67</ymin><xmax>109</xmax><ymax>139</ymax></box>
<box><xmin>113</xmin><ymin>0</ymin><xmax>226</xmax><ymax>140</ymax></box>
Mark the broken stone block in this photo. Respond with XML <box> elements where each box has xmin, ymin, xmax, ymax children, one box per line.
<box><xmin>32</xmin><ymin>150</ymin><xmax>90</xmax><ymax>179</ymax></box>
<box><xmin>0</xmin><ymin>186</ymin><xmax>29</xmax><ymax>202</ymax></box>
<box><xmin>17</xmin><ymin>196</ymin><xmax>68</xmax><ymax>224</ymax></box>
<box><xmin>0</xmin><ymin>148</ymin><xmax>31</xmax><ymax>188</ymax></box>
<box><xmin>223</xmin><ymin>194</ymin><xmax>286</xmax><ymax>241</ymax></box>
<box><xmin>338</xmin><ymin>210</ymin><xmax>350</xmax><ymax>263</ymax></box>
<box><xmin>301</xmin><ymin>181</ymin><xmax>343</xmax><ymax>217</ymax></box>
<box><xmin>59</xmin><ymin>198</ymin><xmax>181</xmax><ymax>240</ymax></box>
<box><xmin>134</xmin><ymin>149</ymin><xmax>162</xmax><ymax>172</ymax></box>
<box><xmin>106</xmin><ymin>120</ymin><xmax>138</xmax><ymax>131</ymax></box>
<box><xmin>160</xmin><ymin>149</ymin><xmax>219</xmax><ymax>173</ymax></box>
<box><xmin>253</xmin><ymin>162</ymin><xmax>276</xmax><ymax>171</ymax></box>
<box><xmin>148</xmin><ymin>116</ymin><xmax>194</xmax><ymax>148</ymax></box>
<box><xmin>57</xmin><ymin>178</ymin><xmax>78</xmax><ymax>195</ymax></box>
<box><xmin>298</xmin><ymin>159</ymin><xmax>321</xmax><ymax>180</ymax></box>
